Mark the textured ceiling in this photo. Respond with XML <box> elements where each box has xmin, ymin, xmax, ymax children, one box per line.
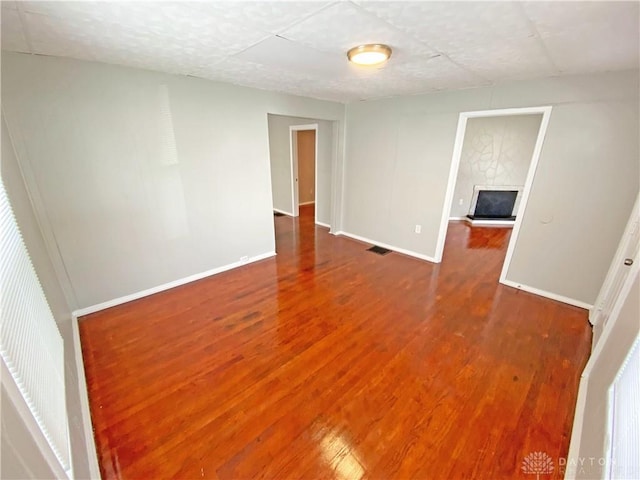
<box><xmin>2</xmin><ymin>1</ymin><xmax>638</xmax><ymax>103</ymax></box>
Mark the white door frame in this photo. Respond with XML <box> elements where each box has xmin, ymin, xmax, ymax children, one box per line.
<box><xmin>289</xmin><ymin>123</ymin><xmax>319</xmax><ymax>223</ymax></box>
<box><xmin>590</xmin><ymin>192</ymin><xmax>639</xmax><ymax>327</ymax></box>
<box><xmin>434</xmin><ymin>106</ymin><xmax>553</xmax><ymax>285</ymax></box>
<box><xmin>565</xmin><ymin>258</ymin><xmax>639</xmax><ymax>480</ymax></box>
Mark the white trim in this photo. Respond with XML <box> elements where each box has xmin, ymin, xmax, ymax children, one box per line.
<box><xmin>462</xmin><ymin>217</ymin><xmax>515</xmax><ymax>228</ymax></box>
<box><xmin>329</xmin><ymin>119</ymin><xmax>342</xmax><ymax>234</ymax></box>
<box><xmin>590</xmin><ymin>192</ymin><xmax>640</xmax><ymax>326</ymax></box>
<box><xmin>273</xmin><ymin>208</ymin><xmax>293</xmax><ymax>217</ymax></box>
<box><xmin>435</xmin><ymin>106</ymin><xmax>552</xmax><ymax>271</ymax></box>
<box><xmin>501</xmin><ymin>278</ymin><xmax>592</xmax><ymax>310</ymax></box>
<box><xmin>581</xmin><ymin>257</ymin><xmax>639</xmax><ymax>389</ymax></box>
<box><xmin>330</xmin><ymin>119</ymin><xmax>349</xmax><ymax>233</ymax></box>
<box><xmin>288</xmin><ymin>127</ymin><xmax>297</xmax><ymax>217</ymax></box>
<box><xmin>463</xmin><ymin>106</ymin><xmax>551</xmax><ymax>119</ymax></box>
<box><xmin>499</xmin><ymin>107</ymin><xmax>552</xmax><ymax>284</ymax></box>
<box><xmin>315</xmin><ymin>221</ymin><xmax>331</xmax><ymax>229</ymax></box>
<box><xmin>1</xmin><ymin>360</ymin><xmax>69</xmax><ymax>479</ymax></box>
<box><xmin>299</xmin><ymin>201</ymin><xmax>315</xmax><ymax>206</ymax></box>
<box><xmin>71</xmin><ymin>315</ymin><xmax>101</xmax><ymax>479</ymax></box>
<box><xmin>73</xmin><ymin>251</ymin><xmax>275</xmax><ymax>317</ymax></box>
<box><xmin>289</xmin><ymin>124</ymin><xmax>318</xmax><ymax>219</ymax></box>
<box><xmin>451</xmin><ymin>216</ymin><xmax>515</xmax><ymax>227</ymax></box>
<box><xmin>334</xmin><ymin>230</ymin><xmax>437</xmax><ymax>263</ymax></box>
<box><xmin>434</xmin><ymin>112</ymin><xmax>469</xmax><ymax>263</ymax></box>
<box><xmin>566</xmin><ymin>260</ymin><xmax>639</xmax><ymax>479</ymax></box>
<box><xmin>313</xmin><ymin>126</ymin><xmax>319</xmax><ymax>225</ymax></box>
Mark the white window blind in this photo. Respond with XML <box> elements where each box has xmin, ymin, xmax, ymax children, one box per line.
<box><xmin>609</xmin><ymin>335</ymin><xmax>640</xmax><ymax>480</ymax></box>
<box><xmin>0</xmin><ymin>180</ymin><xmax>70</xmax><ymax>474</ymax></box>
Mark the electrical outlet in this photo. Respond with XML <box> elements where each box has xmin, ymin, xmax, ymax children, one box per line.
<box><xmin>240</xmin><ymin>255</ymin><xmax>249</xmax><ymax>263</ymax></box>
<box><xmin>459</xmin><ymin>198</ymin><xmax>464</xmax><ymax>206</ymax></box>
<box><xmin>415</xmin><ymin>225</ymin><xmax>421</xmax><ymax>234</ymax></box>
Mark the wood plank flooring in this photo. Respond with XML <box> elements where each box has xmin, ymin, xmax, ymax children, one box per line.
<box><xmin>80</xmin><ymin>205</ymin><xmax>592</xmax><ymax>479</ymax></box>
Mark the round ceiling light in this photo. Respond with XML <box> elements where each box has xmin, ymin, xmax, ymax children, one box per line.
<box><xmin>347</xmin><ymin>44</ymin><xmax>392</xmax><ymax>66</ymax></box>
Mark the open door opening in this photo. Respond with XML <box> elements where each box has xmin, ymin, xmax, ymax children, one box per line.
<box><xmin>435</xmin><ymin>106</ymin><xmax>553</xmax><ymax>288</ymax></box>
<box><xmin>440</xmin><ymin>112</ymin><xmax>544</xmax><ymax>267</ymax></box>
<box><xmin>266</xmin><ymin>114</ymin><xmax>336</xmax><ymax>255</ymax></box>
<box><xmin>289</xmin><ymin>124</ymin><xmax>318</xmax><ymax>220</ymax></box>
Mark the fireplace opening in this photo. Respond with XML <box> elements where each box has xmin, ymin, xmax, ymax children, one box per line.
<box><xmin>468</xmin><ymin>189</ymin><xmax>518</xmax><ymax>220</ymax></box>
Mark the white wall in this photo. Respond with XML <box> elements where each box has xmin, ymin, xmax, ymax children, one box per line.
<box><xmin>267</xmin><ymin>114</ymin><xmax>334</xmax><ymax>225</ymax></box>
<box><xmin>2</xmin><ymin>115</ymin><xmax>97</xmax><ymax>478</ymax></box>
<box><xmin>506</xmin><ymin>100</ymin><xmax>638</xmax><ymax>304</ymax></box>
<box><xmin>2</xmin><ymin>52</ymin><xmax>344</xmax><ymax>310</ymax></box>
<box><xmin>4</xmin><ymin>52</ymin><xmax>637</xmax><ymax>310</ymax></box>
<box><xmin>344</xmin><ymin>70</ymin><xmax>639</xmax><ymax>306</ymax></box>
<box><xmin>450</xmin><ymin>114</ymin><xmax>542</xmax><ymax>218</ymax></box>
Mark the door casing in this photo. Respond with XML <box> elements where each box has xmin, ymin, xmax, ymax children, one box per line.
<box><xmin>590</xmin><ymin>192</ymin><xmax>640</xmax><ymax>335</ymax></box>
<box><xmin>435</xmin><ymin>106</ymin><xmax>555</xmax><ymax>299</ymax></box>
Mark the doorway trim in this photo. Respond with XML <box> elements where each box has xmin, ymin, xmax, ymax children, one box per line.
<box><xmin>434</xmin><ymin>106</ymin><xmax>553</xmax><ymax>283</ymax></box>
<box><xmin>589</xmin><ymin>192</ymin><xmax>639</xmax><ymax>328</ymax></box>
<box><xmin>289</xmin><ymin>123</ymin><xmax>319</xmax><ymax>223</ymax></box>
<box><xmin>565</xmin><ymin>259</ymin><xmax>639</xmax><ymax>480</ymax></box>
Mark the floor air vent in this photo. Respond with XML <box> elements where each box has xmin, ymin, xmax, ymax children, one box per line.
<box><xmin>274</xmin><ymin>212</ymin><xmax>285</xmax><ymax>217</ymax></box>
<box><xmin>368</xmin><ymin>245</ymin><xmax>391</xmax><ymax>255</ymax></box>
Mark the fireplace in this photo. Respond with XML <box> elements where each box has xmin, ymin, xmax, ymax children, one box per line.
<box><xmin>468</xmin><ymin>185</ymin><xmax>522</xmax><ymax>221</ymax></box>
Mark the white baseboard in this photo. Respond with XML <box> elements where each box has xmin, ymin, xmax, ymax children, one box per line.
<box><xmin>451</xmin><ymin>216</ymin><xmax>515</xmax><ymax>227</ymax></box>
<box><xmin>273</xmin><ymin>208</ymin><xmax>293</xmax><ymax>216</ymax></box>
<box><xmin>500</xmin><ymin>278</ymin><xmax>593</xmax><ymax>310</ymax></box>
<box><xmin>71</xmin><ymin>315</ymin><xmax>101</xmax><ymax>479</ymax></box>
<box><xmin>466</xmin><ymin>219</ymin><xmax>514</xmax><ymax>227</ymax></box>
<box><xmin>299</xmin><ymin>201</ymin><xmax>315</xmax><ymax>206</ymax></box>
<box><xmin>72</xmin><ymin>251</ymin><xmax>276</xmax><ymax>317</ymax></box>
<box><xmin>334</xmin><ymin>230</ymin><xmax>438</xmax><ymax>263</ymax></box>
<box><xmin>315</xmin><ymin>221</ymin><xmax>330</xmax><ymax>228</ymax></box>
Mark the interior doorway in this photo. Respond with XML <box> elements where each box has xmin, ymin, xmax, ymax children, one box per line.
<box><xmin>435</xmin><ymin>106</ymin><xmax>552</xmax><ymax>284</ymax></box>
<box><xmin>267</xmin><ymin>113</ymin><xmax>335</xmax><ymax>230</ymax></box>
<box><xmin>289</xmin><ymin>124</ymin><xmax>318</xmax><ymax>221</ymax></box>
<box><xmin>267</xmin><ymin>116</ymin><xmax>326</xmax><ymax>258</ymax></box>
<box><xmin>295</xmin><ymin>130</ymin><xmax>316</xmax><ymax>208</ymax></box>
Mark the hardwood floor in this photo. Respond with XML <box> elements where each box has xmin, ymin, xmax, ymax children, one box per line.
<box><xmin>80</xmin><ymin>205</ymin><xmax>592</xmax><ymax>479</ymax></box>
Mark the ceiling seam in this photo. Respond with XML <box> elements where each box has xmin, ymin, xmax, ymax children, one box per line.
<box><xmin>225</xmin><ymin>2</ymin><xmax>339</xmax><ymax>62</ymax></box>
<box><xmin>515</xmin><ymin>3</ymin><xmax>561</xmax><ymax>75</ymax></box>
<box><xmin>3</xmin><ymin>2</ymin><xmax>635</xmax><ymax>102</ymax></box>
<box><xmin>348</xmin><ymin>1</ymin><xmax>492</xmax><ymax>84</ymax></box>
<box><xmin>274</xmin><ymin>1</ymin><xmax>340</xmax><ymax>36</ymax></box>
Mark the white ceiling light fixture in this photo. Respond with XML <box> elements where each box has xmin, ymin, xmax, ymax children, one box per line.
<box><xmin>347</xmin><ymin>44</ymin><xmax>392</xmax><ymax>66</ymax></box>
